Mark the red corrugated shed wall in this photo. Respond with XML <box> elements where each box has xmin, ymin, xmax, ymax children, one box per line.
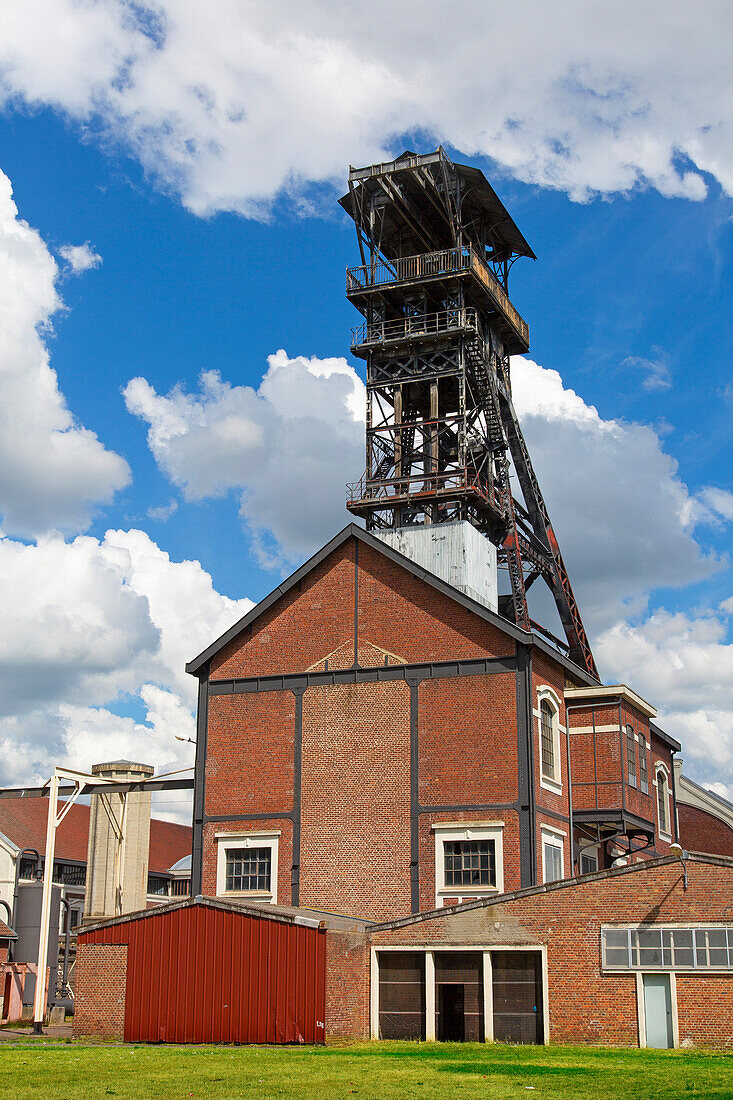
<box><xmin>79</xmin><ymin>903</ymin><xmax>326</xmax><ymax>1044</ymax></box>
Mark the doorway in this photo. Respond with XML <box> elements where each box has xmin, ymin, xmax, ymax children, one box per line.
<box><xmin>438</xmin><ymin>985</ymin><xmax>465</xmax><ymax>1041</ymax></box>
<box><xmin>642</xmin><ymin>974</ymin><xmax>674</xmax><ymax>1049</ymax></box>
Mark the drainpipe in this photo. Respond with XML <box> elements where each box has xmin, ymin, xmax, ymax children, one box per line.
<box><xmin>9</xmin><ymin>848</ymin><xmax>41</xmax><ymax>961</ymax></box>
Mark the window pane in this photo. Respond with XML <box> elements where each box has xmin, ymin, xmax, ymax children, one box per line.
<box><xmin>626</xmin><ymin>725</ymin><xmax>637</xmax><ymax>787</ymax></box>
<box><xmin>225</xmin><ymin>846</ymin><xmax>272</xmax><ymax>892</ymax></box>
<box><xmin>444</xmin><ymin>839</ymin><xmax>496</xmax><ymax>887</ymax></box>
<box><xmin>540</xmin><ymin>701</ymin><xmax>555</xmax><ymax>779</ymax></box>
<box><xmin>544</xmin><ymin>842</ymin><xmax>562</xmax><ymax>883</ymax></box>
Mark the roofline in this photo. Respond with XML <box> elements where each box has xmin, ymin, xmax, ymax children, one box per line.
<box><xmin>673</xmin><ymin>761</ymin><xmax>733</xmax><ymax>829</ymax></box>
<box><xmin>365</xmin><ymin>853</ymin><xmax>732</xmax><ymax>932</ymax></box>
<box><xmin>78</xmin><ymin>895</ymin><xmax>324</xmax><ymax>937</ymax></box>
<box><xmin>650</xmin><ymin>721</ymin><xmax>682</xmax><ymax>753</ymax></box>
<box><xmin>185</xmin><ymin>523</ymin><xmax>598</xmax><ymax>686</ymax></box>
<box><xmin>565</xmin><ymin>683</ymin><xmax>657</xmax><ymax>719</ymax></box>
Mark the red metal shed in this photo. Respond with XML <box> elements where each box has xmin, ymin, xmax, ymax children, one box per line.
<box><xmin>76</xmin><ymin>898</ymin><xmax>326</xmax><ymax>1044</ymax></box>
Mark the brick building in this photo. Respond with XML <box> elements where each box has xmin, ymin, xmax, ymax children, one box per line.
<box><xmin>186</xmin><ymin>524</ymin><xmax>681</xmax><ymax>924</ymax></box>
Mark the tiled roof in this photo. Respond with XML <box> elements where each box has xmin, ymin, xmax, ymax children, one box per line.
<box><xmin>0</xmin><ymin>798</ymin><xmax>191</xmax><ymax>873</ymax></box>
<box><xmin>0</xmin><ymin>919</ymin><xmax>16</xmax><ymax>939</ymax></box>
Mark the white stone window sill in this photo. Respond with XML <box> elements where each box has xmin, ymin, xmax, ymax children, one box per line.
<box><xmin>658</xmin><ymin>832</ymin><xmax>673</xmax><ymax>845</ymax></box>
<box><xmin>438</xmin><ymin>885</ymin><xmax>500</xmax><ymax>897</ymax></box>
<box><xmin>540</xmin><ymin>775</ymin><xmax>563</xmax><ymax>796</ymax></box>
<box><xmin>219</xmin><ymin>890</ymin><xmax>275</xmax><ymax>903</ymax></box>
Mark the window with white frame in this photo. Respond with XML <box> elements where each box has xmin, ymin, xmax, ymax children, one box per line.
<box><xmin>626</xmin><ymin>725</ymin><xmax>637</xmax><ymax>787</ymax></box>
<box><xmin>602</xmin><ymin>926</ymin><xmax>733</xmax><ymax>970</ymax></box>
<box><xmin>537</xmin><ymin>689</ymin><xmax>562</xmax><ymax>792</ymax></box>
<box><xmin>432</xmin><ymin>822</ymin><xmax>504</xmax><ymax>906</ymax></box>
<box><xmin>579</xmin><ymin>846</ymin><xmax>599</xmax><ymax>875</ymax></box>
<box><xmin>638</xmin><ymin>735</ymin><xmax>649</xmax><ymax>794</ymax></box>
<box><xmin>541</xmin><ymin>827</ymin><xmax>564</xmax><ymax>883</ymax></box>
<box><xmin>215</xmin><ymin>831</ymin><xmax>280</xmax><ymax>902</ymax></box>
<box><xmin>655</xmin><ymin>766</ymin><xmax>672</xmax><ymax>840</ymax></box>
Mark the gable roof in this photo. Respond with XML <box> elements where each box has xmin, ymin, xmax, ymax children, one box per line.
<box><xmin>185</xmin><ymin>523</ymin><xmax>597</xmax><ymax>685</ymax></box>
<box><xmin>0</xmin><ymin>797</ymin><xmax>191</xmax><ymax>873</ymax></box>
<box><xmin>366</xmin><ymin>852</ymin><xmax>732</xmax><ymax>932</ymax></box>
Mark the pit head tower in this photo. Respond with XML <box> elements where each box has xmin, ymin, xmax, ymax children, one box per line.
<box><xmin>341</xmin><ymin>148</ymin><xmax>598</xmax><ymax>679</ymax></box>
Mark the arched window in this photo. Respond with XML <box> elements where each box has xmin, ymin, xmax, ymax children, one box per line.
<box><xmin>656</xmin><ymin>768</ymin><xmax>670</xmax><ymax>838</ymax></box>
<box><xmin>540</xmin><ymin>699</ymin><xmax>556</xmax><ymax>781</ymax></box>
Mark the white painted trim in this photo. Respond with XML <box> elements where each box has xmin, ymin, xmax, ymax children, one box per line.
<box><xmin>215</xmin><ymin>831</ymin><xmax>280</xmax><ymax>903</ymax></box>
<box><xmin>541</xmin><ymin>829</ymin><xmax>564</xmax><ymax>883</ymax></box>
<box><xmin>370</xmin><ymin>946</ymin><xmax>548</xmax><ymax>1045</ymax></box>
<box><xmin>636</xmin><ymin>972</ymin><xmax>646</xmax><ymax>1048</ymax></box>
<box><xmin>537</xmin><ymin>687</ymin><xmax>563</xmax><ymax>791</ymax></box>
<box><xmin>568</xmin><ymin>724</ymin><xmax>621</xmax><ymax>735</ymax></box>
<box><xmin>670</xmin><ymin>972</ymin><xmax>679</xmax><ymax>1048</ymax></box>
<box><xmin>370</xmin><ymin>948</ymin><xmax>379</xmax><ymax>1040</ymax></box>
<box><xmin>564</xmin><ymin>684</ymin><xmax>657</xmax><ymax>718</ymax></box>
<box><xmin>540</xmin><ymin>824</ymin><xmax>567</xmax><ymax>839</ymax></box>
<box><xmin>425</xmin><ymin>952</ymin><xmax>436</xmax><ymax>1041</ymax></box>
<box><xmin>433</xmin><ymin>822</ymin><xmax>505</xmax><ymax>906</ymax></box>
<box><xmin>482</xmin><ymin>951</ymin><xmax>493</xmax><ymax>1042</ymax></box>
<box><xmin>654</xmin><ymin>765</ymin><xmax>673</xmax><ymax>842</ymax></box>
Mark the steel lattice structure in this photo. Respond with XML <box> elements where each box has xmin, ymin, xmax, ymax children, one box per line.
<box><xmin>341</xmin><ymin>148</ymin><xmax>599</xmax><ymax>680</ymax></box>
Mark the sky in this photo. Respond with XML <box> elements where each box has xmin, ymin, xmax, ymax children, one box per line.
<box><xmin>0</xmin><ymin>1</ymin><xmax>731</xmax><ymax>822</ymax></box>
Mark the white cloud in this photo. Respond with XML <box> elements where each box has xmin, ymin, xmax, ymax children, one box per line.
<box><xmin>699</xmin><ymin>487</ymin><xmax>733</xmax><ymax>524</ymax></box>
<box><xmin>622</xmin><ymin>348</ymin><xmax>672</xmax><ymax>392</ymax></box>
<box><xmin>596</xmin><ymin>607</ymin><xmax>733</xmax><ymax>796</ymax></box>
<box><xmin>1</xmin><ymin>2</ymin><xmax>731</xmax><ymax>214</ymax></box>
<box><xmin>147</xmin><ymin>498</ymin><xmax>178</xmax><ymax>523</ymax></box>
<box><xmin>510</xmin><ymin>358</ymin><xmax>717</xmax><ymax>630</ymax></box>
<box><xmin>0</xmin><ymin>168</ymin><xmax>129</xmax><ymax>537</ymax></box>
<box><xmin>124</xmin><ymin>349</ymin><xmax>365</xmax><ymax>568</ymax></box>
<box><xmin>58</xmin><ymin>241</ymin><xmax>102</xmax><ymax>274</ymax></box>
<box><xmin>0</xmin><ymin>528</ymin><xmax>253</xmax><ymax>815</ymax></box>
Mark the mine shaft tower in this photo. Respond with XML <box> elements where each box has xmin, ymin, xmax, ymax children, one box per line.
<box><xmin>341</xmin><ymin>148</ymin><xmax>598</xmax><ymax>679</ymax></box>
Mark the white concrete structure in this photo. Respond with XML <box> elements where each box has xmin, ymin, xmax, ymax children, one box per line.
<box><xmin>377</xmin><ymin>520</ymin><xmax>498</xmax><ymax>612</ymax></box>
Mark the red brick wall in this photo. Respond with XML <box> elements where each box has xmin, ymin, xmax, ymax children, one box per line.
<box><xmin>357</xmin><ymin>859</ymin><xmax>733</xmax><ymax>1047</ymax></box>
<box><xmin>325</xmin><ymin>931</ymin><xmax>371</xmax><ymax>1040</ymax></box>
<box><xmin>301</xmin><ymin>681</ymin><xmax>411</xmax><ymax>919</ymax></box>
<box><xmin>206</xmin><ymin>691</ymin><xmax>295</xmax><ymax>816</ymax></box>
<box><xmin>418</xmin><ymin>674</ymin><xmax>518</xmax><ymax>806</ymax></box>
<box><xmin>679</xmin><ymin>803</ymin><xmax>733</xmax><ymax>858</ymax></box>
<box><xmin>73</xmin><ymin>943</ymin><xmax>127</xmax><ymax>1040</ymax></box>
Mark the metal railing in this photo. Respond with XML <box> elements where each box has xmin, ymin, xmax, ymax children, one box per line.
<box><xmin>347</xmin><ymin>466</ymin><xmax>499</xmax><ymax>510</ymax></box>
<box><xmin>346</xmin><ymin>247</ymin><xmax>528</xmax><ymax>348</ymax></box>
<box><xmin>351</xmin><ymin>307</ymin><xmax>479</xmax><ymax>348</ymax></box>
<box><xmin>346</xmin><ymin>247</ymin><xmax>469</xmax><ymax>292</ymax></box>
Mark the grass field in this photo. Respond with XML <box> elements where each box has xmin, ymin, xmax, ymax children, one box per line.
<box><xmin>0</xmin><ymin>1041</ymin><xmax>731</xmax><ymax>1099</ymax></box>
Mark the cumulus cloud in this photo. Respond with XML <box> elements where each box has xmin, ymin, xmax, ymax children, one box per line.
<box><xmin>0</xmin><ymin>528</ymin><xmax>253</xmax><ymax>813</ymax></box>
<box><xmin>0</xmin><ymin>169</ymin><xmax>129</xmax><ymax>537</ymax></box>
<box><xmin>58</xmin><ymin>241</ymin><xmax>102</xmax><ymax>274</ymax></box>
<box><xmin>0</xmin><ymin>2</ymin><xmax>731</xmax><ymax>214</ymax></box>
<box><xmin>508</xmin><ymin>358</ymin><xmax>716</xmax><ymax>630</ymax></box>
<box><xmin>596</xmin><ymin>607</ymin><xmax>733</xmax><ymax>795</ymax></box>
<box><xmin>124</xmin><ymin>350</ymin><xmax>365</xmax><ymax>568</ymax></box>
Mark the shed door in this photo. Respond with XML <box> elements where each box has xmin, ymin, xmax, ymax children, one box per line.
<box><xmin>491</xmin><ymin>951</ymin><xmax>543</xmax><ymax>1044</ymax></box>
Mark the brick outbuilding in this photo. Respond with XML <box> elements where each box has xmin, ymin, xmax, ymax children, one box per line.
<box><xmin>327</xmin><ymin>853</ymin><xmax>733</xmax><ymax>1049</ymax></box>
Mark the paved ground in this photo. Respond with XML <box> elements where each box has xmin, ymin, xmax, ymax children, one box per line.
<box><xmin>0</xmin><ymin>1024</ymin><xmax>73</xmax><ymax>1040</ymax></box>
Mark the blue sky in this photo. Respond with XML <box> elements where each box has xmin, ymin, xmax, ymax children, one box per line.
<box><xmin>0</xmin><ymin>2</ymin><xmax>731</xmax><ymax>814</ymax></box>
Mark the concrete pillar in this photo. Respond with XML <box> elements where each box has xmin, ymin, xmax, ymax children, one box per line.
<box><xmin>84</xmin><ymin>761</ymin><xmax>153</xmax><ymax>923</ymax></box>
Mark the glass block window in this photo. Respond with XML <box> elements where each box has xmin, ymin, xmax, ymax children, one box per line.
<box><xmin>638</xmin><ymin>736</ymin><xmax>649</xmax><ymax>794</ymax></box>
<box><xmin>444</xmin><ymin>839</ymin><xmax>496</xmax><ymax>888</ymax></box>
<box><xmin>540</xmin><ymin>700</ymin><xmax>555</xmax><ymax>780</ymax></box>
<box><xmin>626</xmin><ymin>725</ymin><xmax>637</xmax><ymax>787</ymax></box>
<box><xmin>602</xmin><ymin>926</ymin><xmax>733</xmax><ymax>970</ymax></box>
<box><xmin>225</xmin><ymin>846</ymin><xmax>272</xmax><ymax>892</ymax></box>
<box><xmin>543</xmin><ymin>841</ymin><xmax>563</xmax><ymax>883</ymax></box>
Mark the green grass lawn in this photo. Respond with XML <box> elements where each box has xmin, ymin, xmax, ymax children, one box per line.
<box><xmin>0</xmin><ymin>1041</ymin><xmax>731</xmax><ymax>1100</ymax></box>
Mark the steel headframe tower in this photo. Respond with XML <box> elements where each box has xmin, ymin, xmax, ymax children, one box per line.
<box><xmin>341</xmin><ymin>148</ymin><xmax>598</xmax><ymax>680</ymax></box>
